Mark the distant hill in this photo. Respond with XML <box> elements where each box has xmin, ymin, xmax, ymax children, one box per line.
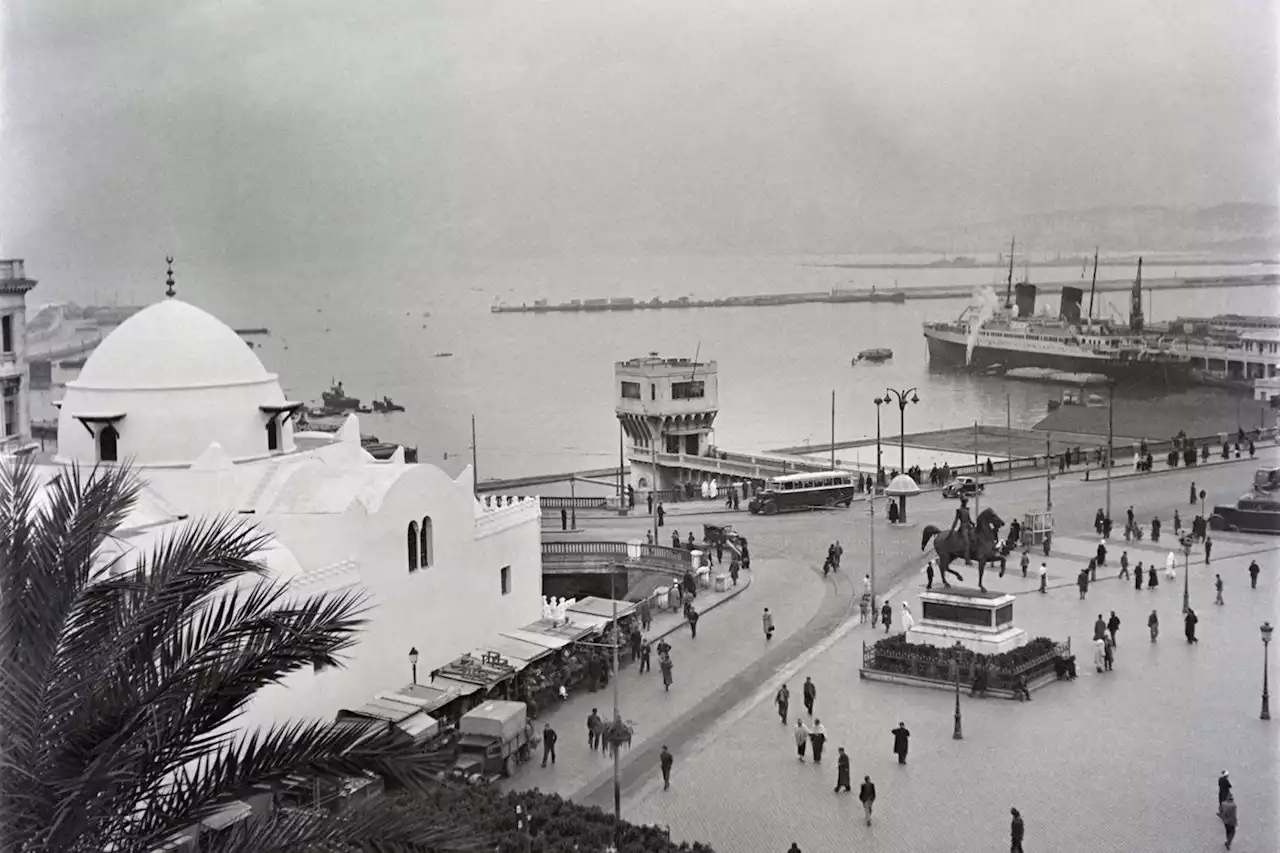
<box><xmin>900</xmin><ymin>203</ymin><xmax>1280</xmax><ymax>255</ymax></box>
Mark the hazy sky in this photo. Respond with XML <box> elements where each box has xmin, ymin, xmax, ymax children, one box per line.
<box><xmin>1</xmin><ymin>0</ymin><xmax>1275</xmax><ymax>295</ymax></box>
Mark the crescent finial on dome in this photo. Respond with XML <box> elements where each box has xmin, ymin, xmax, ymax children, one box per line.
<box><xmin>165</xmin><ymin>256</ymin><xmax>176</xmax><ymax>298</ymax></box>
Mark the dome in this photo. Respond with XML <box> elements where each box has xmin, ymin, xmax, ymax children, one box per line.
<box><xmin>885</xmin><ymin>473</ymin><xmax>922</xmax><ymax>497</ymax></box>
<box><xmin>73</xmin><ymin>299</ymin><xmax>273</xmax><ymax>390</ymax></box>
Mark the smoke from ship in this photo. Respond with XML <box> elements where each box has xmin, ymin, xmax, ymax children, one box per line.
<box><xmin>966</xmin><ymin>285</ymin><xmax>1001</xmax><ymax>365</ymax></box>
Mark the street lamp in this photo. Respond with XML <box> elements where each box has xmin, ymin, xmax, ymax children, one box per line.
<box><xmin>883</xmin><ymin>387</ymin><xmax>919</xmax><ymax>521</ymax></box>
<box><xmin>1199</xmin><ymin>489</ymin><xmax>1207</xmax><ymax>521</ymax></box>
<box><xmin>952</xmin><ymin>642</ymin><xmax>964</xmax><ymax>740</ymax></box>
<box><xmin>1262</xmin><ymin>621</ymin><xmax>1273</xmax><ymax>721</ymax></box>
<box><xmin>870</xmin><ymin>398</ymin><xmax>884</xmax><ymax>612</ymax></box>
<box><xmin>409</xmin><ymin>646</ymin><xmax>419</xmax><ymax>685</ymax></box>
<box><xmin>873</xmin><ymin>397</ymin><xmax>884</xmax><ymax>488</ymax></box>
<box><xmin>1105</xmin><ymin>380</ymin><xmax>1115</xmax><ymax>529</ymax></box>
<box><xmin>1180</xmin><ymin>535</ymin><xmax>1192</xmax><ymax>614</ymax></box>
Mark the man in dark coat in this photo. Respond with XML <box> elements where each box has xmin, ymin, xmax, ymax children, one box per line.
<box><xmin>1185</xmin><ymin>608</ymin><xmax>1199</xmax><ymax>643</ymax></box>
<box><xmin>1010</xmin><ymin>808</ymin><xmax>1025</xmax><ymax>853</ymax></box>
<box><xmin>834</xmin><ymin>747</ymin><xmax>852</xmax><ymax>792</ymax></box>
<box><xmin>858</xmin><ymin>776</ymin><xmax>877</xmax><ymax>826</ymax></box>
<box><xmin>659</xmin><ymin>745</ymin><xmax>674</xmax><ymax>790</ymax></box>
<box><xmin>1249</xmin><ymin>560</ymin><xmax>1260</xmax><ymax>589</ymax></box>
<box><xmin>1218</xmin><ymin>770</ymin><xmax>1232</xmax><ymax>803</ymax></box>
<box><xmin>541</xmin><ymin>723</ymin><xmax>558</xmax><ymax>766</ymax></box>
<box><xmin>891</xmin><ymin>722</ymin><xmax>910</xmax><ymax>765</ymax></box>
<box><xmin>656</xmin><ymin>503</ymin><xmax>665</xmax><ymax>526</ymax></box>
<box><xmin>638</xmin><ymin>640</ymin><xmax>651</xmax><ymax>674</ymax></box>
<box><xmin>1107</xmin><ymin>611</ymin><xmax>1121</xmax><ymax>646</ymax></box>
<box><xmin>802</xmin><ymin>677</ymin><xmax>817</xmax><ymax>716</ymax></box>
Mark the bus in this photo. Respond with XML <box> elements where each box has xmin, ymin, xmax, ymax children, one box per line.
<box><xmin>748</xmin><ymin>471</ymin><xmax>858</xmax><ymax>515</ymax></box>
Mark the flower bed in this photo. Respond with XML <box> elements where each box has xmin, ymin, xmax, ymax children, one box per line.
<box><xmin>394</xmin><ymin>785</ymin><xmax>715</xmax><ymax>852</ymax></box>
<box><xmin>865</xmin><ymin>634</ymin><xmax>1067</xmax><ymax>691</ymax></box>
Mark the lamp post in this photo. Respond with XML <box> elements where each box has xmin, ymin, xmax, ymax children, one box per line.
<box><xmin>1181</xmin><ymin>535</ymin><xmax>1192</xmax><ymax>614</ymax></box>
<box><xmin>883</xmin><ymin>387</ymin><xmax>919</xmax><ymax>521</ymax></box>
<box><xmin>873</xmin><ymin>397</ymin><xmax>884</xmax><ymax>488</ymax></box>
<box><xmin>952</xmin><ymin>642</ymin><xmax>964</xmax><ymax>740</ymax></box>
<box><xmin>870</xmin><ymin>398</ymin><xmax>884</xmax><ymax>612</ymax></box>
<box><xmin>409</xmin><ymin>646</ymin><xmax>419</xmax><ymax>685</ymax></box>
<box><xmin>1105</xmin><ymin>380</ymin><xmax>1115</xmax><ymax>529</ymax></box>
<box><xmin>1262</xmin><ymin>621</ymin><xmax>1273</xmax><ymax>721</ymax></box>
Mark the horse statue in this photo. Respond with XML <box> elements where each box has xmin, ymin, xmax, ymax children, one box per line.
<box><xmin>922</xmin><ymin>507</ymin><xmax>1006</xmax><ymax>592</ymax></box>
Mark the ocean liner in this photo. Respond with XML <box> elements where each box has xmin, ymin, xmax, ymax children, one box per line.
<box><xmin>922</xmin><ymin>247</ymin><xmax>1194</xmax><ymax>386</ymax></box>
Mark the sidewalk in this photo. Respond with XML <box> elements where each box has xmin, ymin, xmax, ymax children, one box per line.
<box><xmin>620</xmin><ymin>534</ymin><xmax>1280</xmax><ymax>853</ymax></box>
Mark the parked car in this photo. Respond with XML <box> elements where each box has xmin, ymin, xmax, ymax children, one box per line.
<box><xmin>1208</xmin><ymin>496</ymin><xmax>1280</xmax><ymax>535</ymax></box>
<box><xmin>451</xmin><ymin>701</ymin><xmax>533</xmax><ymax>782</ymax></box>
<box><xmin>941</xmin><ymin>476</ymin><xmax>984</xmax><ymax>499</ymax></box>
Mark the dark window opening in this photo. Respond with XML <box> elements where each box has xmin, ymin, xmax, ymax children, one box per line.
<box><xmin>621</xmin><ymin>381</ymin><xmax>641</xmax><ymax>399</ymax></box>
<box><xmin>650</xmin><ymin>384</ymin><xmax>656</xmax><ymax>400</ymax></box>
<box><xmin>420</xmin><ymin>516</ymin><xmax>433</xmax><ymax>568</ymax></box>
<box><xmin>98</xmin><ymin>424</ymin><xmax>119</xmax><ymax>462</ymax></box>
<box><xmin>2</xmin><ymin>395</ymin><xmax>15</xmax><ymax>438</ymax></box>
<box><xmin>1</xmin><ymin>315</ymin><xmax>12</xmax><ymax>353</ymax></box>
<box><xmin>671</xmin><ymin>380</ymin><xmax>705</xmax><ymax>400</ymax></box>
<box><xmin>407</xmin><ymin>521</ymin><xmax>420</xmax><ymax>571</ymax></box>
<box><xmin>266</xmin><ymin>419</ymin><xmax>280</xmax><ymax>451</ymax></box>
<box><xmin>500</xmin><ymin>565</ymin><xmax>511</xmax><ymax>595</ymax></box>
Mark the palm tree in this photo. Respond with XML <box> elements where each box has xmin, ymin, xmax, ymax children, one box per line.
<box><xmin>0</xmin><ymin>457</ymin><xmax>487</xmax><ymax>853</ymax></box>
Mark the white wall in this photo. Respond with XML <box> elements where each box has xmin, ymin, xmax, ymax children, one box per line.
<box><xmin>242</xmin><ymin>463</ymin><xmax>542</xmax><ymax>728</ymax></box>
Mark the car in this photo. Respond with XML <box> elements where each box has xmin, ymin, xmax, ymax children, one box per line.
<box><xmin>941</xmin><ymin>476</ymin><xmax>984</xmax><ymax>499</ymax></box>
<box><xmin>1208</xmin><ymin>496</ymin><xmax>1280</xmax><ymax>535</ymax></box>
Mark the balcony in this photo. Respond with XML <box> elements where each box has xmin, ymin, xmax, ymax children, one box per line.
<box><xmin>0</xmin><ymin>260</ymin><xmax>24</xmax><ymax>280</ymax></box>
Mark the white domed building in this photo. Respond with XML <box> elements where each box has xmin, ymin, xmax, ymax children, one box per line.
<box><xmin>42</xmin><ymin>292</ymin><xmax>542</xmax><ymax>730</ymax></box>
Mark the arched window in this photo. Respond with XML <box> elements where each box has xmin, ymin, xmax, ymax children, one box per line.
<box><xmin>407</xmin><ymin>521</ymin><xmax>419</xmax><ymax>572</ymax></box>
<box><xmin>98</xmin><ymin>424</ymin><xmax>119</xmax><ymax>463</ymax></box>
<box><xmin>266</xmin><ymin>419</ymin><xmax>280</xmax><ymax>452</ymax></box>
<box><xmin>419</xmin><ymin>516</ymin><xmax>433</xmax><ymax>568</ymax></box>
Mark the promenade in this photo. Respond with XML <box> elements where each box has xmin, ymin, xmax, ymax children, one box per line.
<box><xmin>509</xmin><ymin>446</ymin><xmax>1278</xmax><ymax>851</ymax></box>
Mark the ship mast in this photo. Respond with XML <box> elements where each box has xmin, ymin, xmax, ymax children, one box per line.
<box><xmin>1004</xmin><ymin>236</ymin><xmax>1016</xmax><ymax>309</ymax></box>
<box><xmin>1086</xmin><ymin>247</ymin><xmax>1099</xmax><ymax>321</ymax></box>
<box><xmin>1130</xmin><ymin>257</ymin><xmax>1145</xmax><ymax>332</ymax></box>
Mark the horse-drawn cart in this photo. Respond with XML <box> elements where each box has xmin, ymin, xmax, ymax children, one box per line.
<box><xmin>703</xmin><ymin>523</ymin><xmax>744</xmax><ymax>551</ymax></box>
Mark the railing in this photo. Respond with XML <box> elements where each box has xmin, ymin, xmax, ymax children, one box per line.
<box><xmin>540</xmin><ymin>496</ymin><xmax>609</xmax><ymax>510</ymax></box>
<box><xmin>540</xmin><ymin>541</ymin><xmax>690</xmax><ymax>575</ymax></box>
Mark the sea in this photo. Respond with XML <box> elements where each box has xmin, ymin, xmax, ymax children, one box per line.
<box><xmin>87</xmin><ymin>252</ymin><xmax>1279</xmax><ymax>484</ymax></box>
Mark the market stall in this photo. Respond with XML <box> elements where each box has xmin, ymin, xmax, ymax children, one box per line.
<box><xmin>335</xmin><ymin>692</ymin><xmax>440</xmax><ymax>745</ymax></box>
<box><xmin>431</xmin><ymin>651</ymin><xmax>519</xmax><ymax>705</ymax></box>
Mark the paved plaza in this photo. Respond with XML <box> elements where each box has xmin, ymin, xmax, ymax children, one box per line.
<box><xmin>512</xmin><ymin>446</ymin><xmax>1279</xmax><ymax>850</ymax></box>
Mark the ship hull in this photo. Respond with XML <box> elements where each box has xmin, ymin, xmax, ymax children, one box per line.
<box><xmin>924</xmin><ymin>330</ymin><xmax>1193</xmax><ymax>386</ymax></box>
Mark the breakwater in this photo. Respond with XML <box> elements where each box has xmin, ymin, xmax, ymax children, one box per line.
<box><xmin>490</xmin><ymin>273</ymin><xmax>1277</xmax><ymax>315</ymax></box>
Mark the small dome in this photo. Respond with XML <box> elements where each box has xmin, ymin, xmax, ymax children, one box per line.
<box><xmin>73</xmin><ymin>299</ymin><xmax>272</xmax><ymax>390</ymax></box>
<box><xmin>885</xmin><ymin>473</ymin><xmax>922</xmax><ymax>497</ymax></box>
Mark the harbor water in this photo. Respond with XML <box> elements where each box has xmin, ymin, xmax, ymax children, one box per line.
<box><xmin>90</xmin><ymin>252</ymin><xmax>1279</xmax><ymax>481</ymax></box>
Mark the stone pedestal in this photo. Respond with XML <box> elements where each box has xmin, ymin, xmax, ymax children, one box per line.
<box><xmin>906</xmin><ymin>587</ymin><xmax>1027</xmax><ymax>656</ymax></box>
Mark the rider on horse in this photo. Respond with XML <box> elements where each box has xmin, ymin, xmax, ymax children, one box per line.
<box><xmin>950</xmin><ymin>497</ymin><xmax>975</xmax><ymax>563</ymax></box>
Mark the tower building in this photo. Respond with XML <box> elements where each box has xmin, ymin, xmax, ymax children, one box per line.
<box><xmin>614</xmin><ymin>353</ymin><xmax>719</xmax><ymax>493</ymax></box>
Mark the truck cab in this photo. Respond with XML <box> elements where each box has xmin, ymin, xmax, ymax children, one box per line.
<box><xmin>451</xmin><ymin>700</ymin><xmax>532</xmax><ymax>782</ymax></box>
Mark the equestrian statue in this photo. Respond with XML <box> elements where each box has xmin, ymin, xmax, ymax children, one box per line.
<box><xmin>922</xmin><ymin>506</ymin><xmax>1006</xmax><ymax>592</ymax></box>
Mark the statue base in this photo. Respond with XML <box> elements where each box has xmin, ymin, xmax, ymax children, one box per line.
<box><xmin>906</xmin><ymin>586</ymin><xmax>1028</xmax><ymax>657</ymax></box>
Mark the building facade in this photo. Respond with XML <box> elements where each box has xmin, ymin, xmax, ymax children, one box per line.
<box><xmin>0</xmin><ymin>259</ymin><xmax>38</xmax><ymax>452</ymax></box>
<box><xmin>44</xmin><ymin>293</ymin><xmax>542</xmax><ymax>729</ymax></box>
<box><xmin>615</xmin><ymin>353</ymin><xmax>719</xmax><ymax>492</ymax></box>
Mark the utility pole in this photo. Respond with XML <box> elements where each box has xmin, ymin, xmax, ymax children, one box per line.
<box><xmin>471</xmin><ymin>415</ymin><xmax>478</xmax><ymax>499</ymax></box>
<box><xmin>610</xmin><ymin>571</ymin><xmax>621</xmax><ymax>846</ymax></box>
<box><xmin>1105</xmin><ymin>381</ymin><xmax>1115</xmax><ymax>527</ymax></box>
<box><xmin>869</xmin><ymin>476</ymin><xmax>877</xmax><ymax>614</ymax></box>
<box><xmin>1006</xmin><ymin>393</ymin><xmax>1012</xmax><ymax>481</ymax></box>
<box><xmin>618</xmin><ymin>421</ymin><xmax>624</xmax><ymax>512</ymax></box>
<box><xmin>972</xmin><ymin>421</ymin><xmax>981</xmax><ymax>516</ymax></box>
<box><xmin>569</xmin><ymin>475</ymin><xmax>577</xmax><ymax>530</ymax></box>
<box><xmin>1045</xmin><ymin>432</ymin><xmax>1053</xmax><ymax>512</ymax></box>
<box><xmin>830</xmin><ymin>390</ymin><xmax>836</xmax><ymax>471</ymax></box>
<box><xmin>650</xmin><ymin>432</ymin><xmax>660</xmax><ymax>544</ymax></box>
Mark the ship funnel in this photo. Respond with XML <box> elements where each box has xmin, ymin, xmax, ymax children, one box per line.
<box><xmin>1059</xmin><ymin>286</ymin><xmax>1084</xmax><ymax>324</ymax></box>
<box><xmin>1014</xmin><ymin>283</ymin><xmax>1037</xmax><ymax>318</ymax></box>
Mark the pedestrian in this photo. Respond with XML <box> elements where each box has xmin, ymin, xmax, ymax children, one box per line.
<box><xmin>858</xmin><ymin>776</ymin><xmax>877</xmax><ymax>825</ymax></box>
<box><xmin>1215</xmin><ymin>574</ymin><xmax>1224</xmax><ymax>605</ymax></box>
<box><xmin>1093</xmin><ymin>614</ymin><xmax>1107</xmax><ymax>642</ymax></box>
<box><xmin>834</xmin><ymin>747</ymin><xmax>852</xmax><ymax>793</ymax></box>
<box><xmin>1218</xmin><ymin>770</ymin><xmax>1232</xmax><ymax>803</ymax></box>
<box><xmin>560</xmin><ymin>508</ymin><xmax>568</xmax><ymax>531</ymax></box>
<box><xmin>1103</xmin><ymin>635</ymin><xmax>1114</xmax><ymax>671</ymax></box>
<box><xmin>715</xmin><ymin>541</ymin><xmax>724</xmax><ymax>564</ymax></box>
<box><xmin>787</xmin><ymin>843</ymin><xmax>802</xmax><ymax>853</ymax></box>
<box><xmin>775</xmin><ymin>683</ymin><xmax>790</xmax><ymax>723</ymax></box>
<box><xmin>925</xmin><ymin>560</ymin><xmax>935</xmax><ymax>590</ymax></box>
<box><xmin>1148</xmin><ymin>564</ymin><xmax>1158</xmax><ymax>589</ymax></box>
<box><xmin>763</xmin><ymin>607</ymin><xmax>775</xmax><ymax>640</ymax></box>
<box><xmin>671</xmin><ymin>530</ymin><xmax>679</xmax><ymax>549</ymax></box>
<box><xmin>1107</xmin><ymin>611</ymin><xmax>1120</xmax><ymax>646</ymax></box>
<box><xmin>541</xmin><ymin>723</ymin><xmax>558</xmax><ymax>766</ymax></box>
<box><xmin>803</xmin><ymin>676</ymin><xmax>817</xmax><ymax>716</ymax></box>
<box><xmin>1165</xmin><ymin>551</ymin><xmax>1177</xmax><ymax>582</ymax></box>
<box><xmin>891</xmin><ymin>722</ymin><xmax>910</xmax><ymax>765</ymax></box>
<box><xmin>1095</xmin><ymin>540</ymin><xmax>1106</xmax><ymax>569</ymax></box>
<box><xmin>657</xmin><ymin>503</ymin><xmax>665</xmax><ymax>527</ymax></box>
<box><xmin>1135</xmin><ymin>561</ymin><xmax>1144</xmax><ymax>590</ymax></box>
<box><xmin>900</xmin><ymin>601</ymin><xmax>915</xmax><ymax>632</ymax></box>
<box><xmin>1148</xmin><ymin>609</ymin><xmax>1159</xmax><ymax>641</ymax></box>
<box><xmin>639</xmin><ymin>640</ymin><xmax>651</xmax><ymax>674</ymax></box>
<box><xmin>1118</xmin><ymin>550</ymin><xmax>1129</xmax><ymax>580</ymax></box>
<box><xmin>660</xmin><ymin>654</ymin><xmax>673</xmax><ymax>691</ymax></box>
<box><xmin>1184</xmin><ymin>608</ymin><xmax>1199</xmax><ymax>644</ymax></box>
<box><xmin>647</xmin><ymin>492</ymin><xmax>653</xmax><ymax>515</ymax></box>
<box><xmin>863</xmin><ymin>574</ymin><xmax>872</xmax><ymax>597</ymax></box>
<box><xmin>1039</xmin><ymin>562</ymin><xmax>1048</xmax><ymax>594</ymax></box>
<box><xmin>1249</xmin><ymin>559</ymin><xmax>1260</xmax><ymax>589</ymax></box>
<box><xmin>659</xmin><ymin>745</ymin><xmax>674</xmax><ymax>790</ymax></box>
<box><xmin>1190</xmin><ymin>481</ymin><xmax>1197</xmax><ymax>505</ymax></box>
<box><xmin>881</xmin><ymin>600</ymin><xmax>892</xmax><ymax>634</ymax></box>
<box><xmin>687</xmin><ymin>606</ymin><xmax>699</xmax><ymax>639</ymax></box>
<box><xmin>859</xmin><ymin>594</ymin><xmax>870</xmax><ymax>624</ymax></box>
<box><xmin>1219</xmin><ymin>794</ymin><xmax>1238</xmax><ymax>850</ymax></box>
<box><xmin>809</xmin><ymin>719</ymin><xmax>827</xmax><ymax>763</ymax></box>
<box><xmin>794</xmin><ymin>718</ymin><xmax>809</xmax><ymax>760</ymax></box>
<box><xmin>1078</xmin><ymin>568</ymin><xmax>1089</xmax><ymax>599</ymax></box>
<box><xmin>639</xmin><ymin>597</ymin><xmax>652</xmax><ymax>631</ymax></box>
<box><xmin>1010</xmin><ymin>807</ymin><xmax>1025</xmax><ymax>853</ymax></box>
<box><xmin>587</xmin><ymin>709</ymin><xmax>601</xmax><ymax>750</ymax></box>
<box><xmin>1020</xmin><ymin>550</ymin><xmax>1029</xmax><ymax>578</ymax></box>
<box><xmin>1094</xmin><ymin>637</ymin><xmax>1106</xmax><ymax>673</ymax></box>
<box><xmin>729</xmin><ymin>557</ymin><xmax>740</xmax><ymax>586</ymax></box>
<box><xmin>1205</xmin><ymin>536</ymin><xmax>1213</xmax><ymax>564</ymax></box>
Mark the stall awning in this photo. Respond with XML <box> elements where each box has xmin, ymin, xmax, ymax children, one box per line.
<box><xmin>429</xmin><ymin>675</ymin><xmax>485</xmax><ymax>697</ymax></box>
<box><xmin>392</xmin><ymin>683</ymin><xmax>461</xmax><ymax>713</ymax></box>
<box><xmin>501</xmin><ymin>628</ymin><xmax>574</xmax><ymax>650</ymax></box>
<box><xmin>336</xmin><ymin>697</ymin><xmax>440</xmax><ymax>743</ymax></box>
<box><xmin>564</xmin><ymin>612</ymin><xmax>610</xmax><ymax>633</ymax></box>
<box><xmin>430</xmin><ymin>650</ymin><xmax>519</xmax><ymax>688</ymax></box>
<box><xmin>567</xmin><ymin>596</ymin><xmax>638</xmax><ymax>620</ymax></box>
<box><xmin>479</xmin><ymin>636</ymin><xmax>552</xmax><ymax>667</ymax></box>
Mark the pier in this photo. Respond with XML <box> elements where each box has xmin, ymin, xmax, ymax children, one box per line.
<box><xmin>490</xmin><ymin>273</ymin><xmax>1277</xmax><ymax>315</ymax></box>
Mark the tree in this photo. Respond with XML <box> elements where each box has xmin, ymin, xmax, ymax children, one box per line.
<box><xmin>0</xmin><ymin>458</ymin><xmax>486</xmax><ymax>853</ymax></box>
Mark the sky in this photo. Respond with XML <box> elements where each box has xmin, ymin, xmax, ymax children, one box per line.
<box><xmin>1</xmin><ymin>0</ymin><xmax>1276</xmax><ymax>299</ymax></box>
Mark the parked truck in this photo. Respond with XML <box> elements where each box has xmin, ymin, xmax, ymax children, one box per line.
<box><xmin>451</xmin><ymin>700</ymin><xmax>533</xmax><ymax>782</ymax></box>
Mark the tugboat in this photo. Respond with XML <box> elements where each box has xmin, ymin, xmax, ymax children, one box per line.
<box><xmin>321</xmin><ymin>380</ymin><xmax>361</xmax><ymax>411</ymax></box>
<box><xmin>372</xmin><ymin>396</ymin><xmax>406</xmax><ymax>413</ymax></box>
<box><xmin>853</xmin><ymin>348</ymin><xmax>893</xmax><ymax>364</ymax></box>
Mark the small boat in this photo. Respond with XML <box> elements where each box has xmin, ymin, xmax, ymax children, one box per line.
<box><xmin>434</xmin><ymin>352</ymin><xmax>453</xmax><ymax>358</ymax></box>
<box><xmin>372</xmin><ymin>396</ymin><xmax>405</xmax><ymax>413</ymax></box>
<box><xmin>853</xmin><ymin>348</ymin><xmax>893</xmax><ymax>364</ymax></box>
<box><xmin>321</xmin><ymin>380</ymin><xmax>361</xmax><ymax>411</ymax></box>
